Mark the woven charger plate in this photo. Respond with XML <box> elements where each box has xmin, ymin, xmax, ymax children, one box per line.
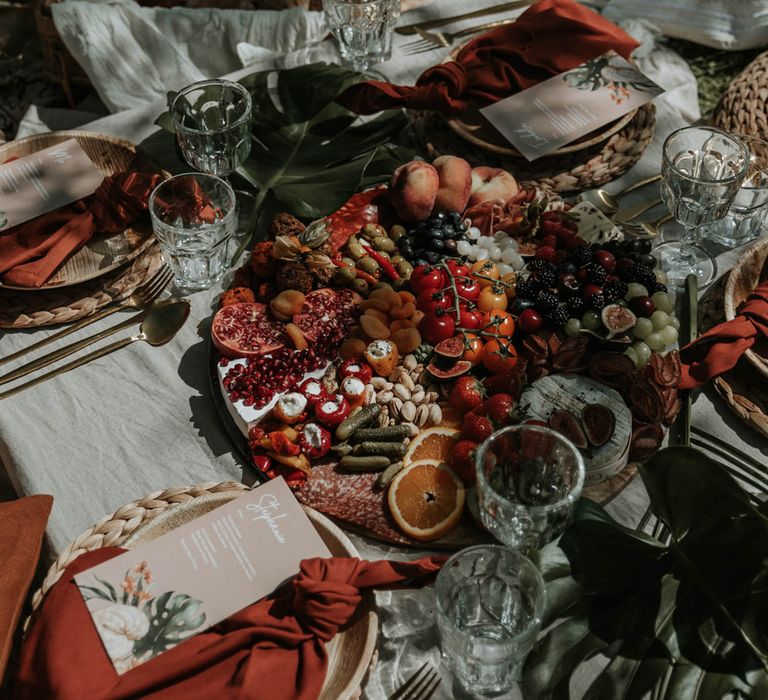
<box><xmin>0</xmin><ymin>242</ymin><xmax>164</xmax><ymax>328</ymax></box>
<box><xmin>713</xmin><ymin>50</ymin><xmax>768</xmax><ymax>140</ymax></box>
<box><xmin>28</xmin><ymin>481</ymin><xmax>377</xmax><ymax>700</ymax></box>
<box><xmin>411</xmin><ymin>101</ymin><xmax>656</xmax><ymax>194</ymax></box>
<box><xmin>0</xmin><ymin>131</ymin><xmax>155</xmax><ymax>290</ymax></box>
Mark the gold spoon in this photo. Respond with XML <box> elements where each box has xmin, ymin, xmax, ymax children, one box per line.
<box><xmin>0</xmin><ymin>299</ymin><xmax>190</xmax><ymax>400</ymax></box>
<box><xmin>580</xmin><ymin>174</ymin><xmax>661</xmax><ymax>216</ymax></box>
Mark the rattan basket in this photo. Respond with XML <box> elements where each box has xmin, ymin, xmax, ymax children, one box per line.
<box><xmin>713</xmin><ymin>50</ymin><xmax>768</xmax><ymax>140</ymax></box>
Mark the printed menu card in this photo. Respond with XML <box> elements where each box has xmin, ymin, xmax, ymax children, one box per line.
<box><xmin>75</xmin><ymin>478</ymin><xmax>331</xmax><ymax>674</ymax></box>
<box><xmin>480</xmin><ymin>51</ymin><xmax>663</xmax><ymax>161</ymax></box>
<box><xmin>0</xmin><ymin>139</ymin><xmax>103</xmax><ymax>231</ymax></box>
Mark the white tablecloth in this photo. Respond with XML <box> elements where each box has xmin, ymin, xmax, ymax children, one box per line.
<box><xmin>3</xmin><ymin>1</ymin><xmax>767</xmax><ymax>697</ymax></box>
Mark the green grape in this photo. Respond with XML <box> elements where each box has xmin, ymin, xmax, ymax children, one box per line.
<box><xmin>625</xmin><ymin>346</ymin><xmax>639</xmax><ymax>367</ymax></box>
<box><xmin>633</xmin><ymin>317</ymin><xmax>654</xmax><ymax>339</ymax></box>
<box><xmin>646</xmin><ymin>332</ymin><xmax>664</xmax><ymax>350</ymax></box>
<box><xmin>651</xmin><ymin>291</ymin><xmax>673</xmax><ymax>313</ymax></box>
<box><xmin>660</xmin><ymin>325</ymin><xmax>678</xmax><ymax>345</ymax></box>
<box><xmin>582</xmin><ymin>311</ymin><xmax>601</xmax><ymax>330</ymax></box>
<box><xmin>625</xmin><ymin>283</ymin><xmax>649</xmax><ymax>300</ymax></box>
<box><xmin>655</xmin><ymin>270</ymin><xmax>668</xmax><ymax>284</ymax></box>
<box><xmin>669</xmin><ymin>315</ymin><xmax>680</xmax><ymax>330</ymax></box>
<box><xmin>565</xmin><ymin>318</ymin><xmax>582</xmax><ymax>338</ymax></box>
<box><xmin>651</xmin><ymin>310</ymin><xmax>669</xmax><ymax>330</ymax></box>
<box><xmin>632</xmin><ymin>341</ymin><xmax>652</xmax><ymax>367</ymax></box>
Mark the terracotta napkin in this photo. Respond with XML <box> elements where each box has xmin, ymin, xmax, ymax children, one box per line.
<box><xmin>680</xmin><ymin>281</ymin><xmax>768</xmax><ymax>389</ymax></box>
<box><xmin>336</xmin><ymin>0</ymin><xmax>640</xmax><ymax>116</ymax></box>
<box><xmin>13</xmin><ymin>548</ymin><xmax>444</xmax><ymax>700</ymax></box>
<box><xmin>0</xmin><ymin>495</ymin><xmax>53</xmax><ymax>685</ymax></box>
<box><xmin>0</xmin><ymin>172</ymin><xmax>162</xmax><ymax>288</ymax></box>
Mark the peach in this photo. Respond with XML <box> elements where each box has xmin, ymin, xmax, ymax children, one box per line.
<box><xmin>389</xmin><ymin>160</ymin><xmax>439</xmax><ymax>223</ymax></box>
<box><xmin>432</xmin><ymin>155</ymin><xmax>473</xmax><ymax>213</ymax></box>
<box><xmin>468</xmin><ymin>166</ymin><xmax>519</xmax><ymax>207</ymax></box>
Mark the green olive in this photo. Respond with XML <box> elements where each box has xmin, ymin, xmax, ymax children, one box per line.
<box><xmin>346</xmin><ymin>241</ymin><xmax>365</xmax><ymax>260</ymax></box>
<box><xmin>357</xmin><ymin>256</ymin><xmax>380</xmax><ymax>274</ymax></box>
<box><xmin>375</xmin><ymin>237</ymin><xmax>396</xmax><ymax>253</ymax></box>
<box><xmin>371</xmin><ymin>282</ymin><xmax>391</xmax><ymax>293</ymax></box>
<box><xmin>389</xmin><ymin>224</ymin><xmax>406</xmax><ymax>241</ymax></box>
<box><xmin>352</xmin><ymin>277</ymin><xmax>369</xmax><ymax>294</ymax></box>
<box><xmin>396</xmin><ymin>260</ymin><xmax>413</xmax><ymax>278</ymax></box>
<box><xmin>341</xmin><ymin>256</ymin><xmax>356</xmax><ymax>267</ymax></box>
<box><xmin>391</xmin><ymin>254</ymin><xmax>404</xmax><ymax>264</ymax></box>
<box><xmin>362</xmin><ymin>223</ymin><xmax>387</xmax><ymax>240</ymax></box>
<box><xmin>334</xmin><ymin>266</ymin><xmax>356</xmax><ymax>285</ymax></box>
<box><xmin>393</xmin><ymin>277</ymin><xmax>409</xmax><ymax>291</ymax></box>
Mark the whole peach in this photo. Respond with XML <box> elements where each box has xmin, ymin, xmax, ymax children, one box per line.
<box><xmin>389</xmin><ymin>160</ymin><xmax>439</xmax><ymax>223</ymax></box>
<box><xmin>432</xmin><ymin>155</ymin><xmax>473</xmax><ymax>214</ymax></box>
<box><xmin>468</xmin><ymin>166</ymin><xmax>519</xmax><ymax>207</ymax></box>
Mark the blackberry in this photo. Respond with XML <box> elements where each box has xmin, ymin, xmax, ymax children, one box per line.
<box><xmin>625</xmin><ymin>262</ymin><xmax>651</xmax><ymax>283</ymax></box>
<box><xmin>569</xmin><ymin>246</ymin><xmax>593</xmax><ymax>267</ymax></box>
<box><xmin>527</xmin><ymin>258</ymin><xmax>551</xmax><ymax>273</ymax></box>
<box><xmin>586</xmin><ymin>264</ymin><xmax>608</xmax><ymax>285</ymax></box>
<box><xmin>536</xmin><ymin>291</ymin><xmax>559</xmax><ymax>314</ymax></box>
<box><xmin>639</xmin><ymin>271</ymin><xmax>657</xmax><ymax>290</ymax></box>
<box><xmin>603</xmin><ymin>279</ymin><xmax>628</xmax><ymax>303</ymax></box>
<box><xmin>548</xmin><ymin>306</ymin><xmax>570</xmax><ymax>329</ymax></box>
<box><xmin>586</xmin><ymin>291</ymin><xmax>606</xmax><ymax>310</ymax></box>
<box><xmin>535</xmin><ymin>267</ymin><xmax>557</xmax><ymax>289</ymax></box>
<box><xmin>652</xmin><ymin>282</ymin><xmax>668</xmax><ymax>294</ymax></box>
<box><xmin>514</xmin><ymin>278</ymin><xmax>537</xmax><ymax>299</ymax></box>
<box><xmin>566</xmin><ymin>296</ymin><xmax>586</xmax><ymax>316</ymax></box>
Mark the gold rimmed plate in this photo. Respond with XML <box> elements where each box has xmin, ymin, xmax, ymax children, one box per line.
<box><xmin>0</xmin><ymin>131</ymin><xmax>155</xmax><ymax>291</ymax></box>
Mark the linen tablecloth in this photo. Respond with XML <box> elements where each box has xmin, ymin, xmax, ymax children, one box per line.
<box><xmin>2</xmin><ymin>1</ymin><xmax>767</xmax><ymax>697</ymax></box>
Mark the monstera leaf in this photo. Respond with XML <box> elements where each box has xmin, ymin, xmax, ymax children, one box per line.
<box><xmin>133</xmin><ymin>591</ymin><xmax>206</xmax><ymax>659</ymax></box>
<box><xmin>524</xmin><ymin>447</ymin><xmax>768</xmax><ymax>699</ymax></box>
<box><xmin>153</xmin><ymin>63</ymin><xmax>413</xmax><ymax>260</ymax></box>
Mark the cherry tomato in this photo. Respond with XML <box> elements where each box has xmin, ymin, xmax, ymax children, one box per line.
<box><xmin>418</xmin><ymin>311</ymin><xmax>456</xmax><ymax>345</ymax></box>
<box><xmin>482</xmin><ymin>309</ymin><xmax>516</xmax><ymax>338</ymax></box>
<box><xmin>410</xmin><ymin>265</ymin><xmax>447</xmax><ymax>295</ymax></box>
<box><xmin>454</xmin><ymin>276</ymin><xmax>481</xmax><ymax>302</ymax></box>
<box><xmin>482</xmin><ymin>338</ymin><xmax>518</xmax><ymax>373</ymax></box>
<box><xmin>457</xmin><ymin>303</ymin><xmax>484</xmax><ymax>330</ymax></box>
<box><xmin>416</xmin><ymin>289</ymin><xmax>454</xmax><ymax>315</ymax></box>
<box><xmin>471</xmin><ymin>260</ymin><xmax>500</xmax><ymax>287</ymax></box>
<box><xmin>445</xmin><ymin>260</ymin><xmax>471</xmax><ymax>278</ymax></box>
<box><xmin>461</xmin><ymin>332</ymin><xmax>484</xmax><ymax>365</ymax></box>
<box><xmin>477</xmin><ymin>284</ymin><xmax>508</xmax><ymax>312</ymax></box>
<box><xmin>501</xmin><ymin>272</ymin><xmax>517</xmax><ymax>299</ymax></box>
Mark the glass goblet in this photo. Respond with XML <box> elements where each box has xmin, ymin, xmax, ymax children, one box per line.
<box><xmin>656</xmin><ymin>126</ymin><xmax>749</xmax><ymax>289</ymax></box>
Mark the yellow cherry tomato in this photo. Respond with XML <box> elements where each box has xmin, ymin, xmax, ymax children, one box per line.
<box><xmin>477</xmin><ymin>284</ymin><xmax>508</xmax><ymax>312</ymax></box>
<box><xmin>471</xmin><ymin>260</ymin><xmax>500</xmax><ymax>288</ymax></box>
<box><xmin>501</xmin><ymin>272</ymin><xmax>517</xmax><ymax>299</ymax></box>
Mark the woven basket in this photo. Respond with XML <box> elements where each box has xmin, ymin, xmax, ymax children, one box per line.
<box><xmin>713</xmin><ymin>50</ymin><xmax>768</xmax><ymax>140</ymax></box>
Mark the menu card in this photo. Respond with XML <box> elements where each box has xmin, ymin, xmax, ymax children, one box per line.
<box><xmin>75</xmin><ymin>478</ymin><xmax>331</xmax><ymax>674</ymax></box>
<box><xmin>480</xmin><ymin>51</ymin><xmax>663</xmax><ymax>161</ymax></box>
<box><xmin>0</xmin><ymin>139</ymin><xmax>104</xmax><ymax>231</ymax></box>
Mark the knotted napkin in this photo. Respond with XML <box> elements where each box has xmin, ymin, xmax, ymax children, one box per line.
<box><xmin>336</xmin><ymin>0</ymin><xmax>639</xmax><ymax>116</ymax></box>
<box><xmin>13</xmin><ymin>548</ymin><xmax>443</xmax><ymax>700</ymax></box>
<box><xmin>0</xmin><ymin>172</ymin><xmax>162</xmax><ymax>288</ymax></box>
<box><xmin>680</xmin><ymin>281</ymin><xmax>768</xmax><ymax>388</ymax></box>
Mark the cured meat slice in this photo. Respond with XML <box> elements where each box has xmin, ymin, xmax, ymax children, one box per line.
<box><xmin>211</xmin><ymin>302</ymin><xmax>288</xmax><ymax>359</ymax></box>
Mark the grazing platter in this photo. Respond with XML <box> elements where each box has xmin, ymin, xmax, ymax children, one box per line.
<box><xmin>208</xmin><ymin>155</ymin><xmax>682</xmax><ymax>548</ymax></box>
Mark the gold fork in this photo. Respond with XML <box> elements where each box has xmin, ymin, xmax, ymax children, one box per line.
<box><xmin>622</xmin><ymin>213</ymin><xmax>674</xmax><ymax>238</ymax></box>
<box><xmin>0</xmin><ymin>265</ymin><xmax>173</xmax><ymax>367</ymax></box>
<box><xmin>402</xmin><ymin>18</ymin><xmax>518</xmax><ymax>54</ymax></box>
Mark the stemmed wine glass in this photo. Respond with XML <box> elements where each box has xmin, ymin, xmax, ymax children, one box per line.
<box><xmin>655</xmin><ymin>126</ymin><xmax>749</xmax><ymax>289</ymax></box>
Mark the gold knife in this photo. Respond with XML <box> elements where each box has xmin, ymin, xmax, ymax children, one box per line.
<box><xmin>395</xmin><ymin>0</ymin><xmax>533</xmax><ymax>35</ymax></box>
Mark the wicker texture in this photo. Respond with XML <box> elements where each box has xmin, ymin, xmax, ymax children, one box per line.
<box><xmin>713</xmin><ymin>50</ymin><xmax>768</xmax><ymax>140</ymax></box>
<box><xmin>714</xmin><ymin>370</ymin><xmax>768</xmax><ymax>439</ymax></box>
<box><xmin>412</xmin><ymin>103</ymin><xmax>656</xmax><ymax>194</ymax></box>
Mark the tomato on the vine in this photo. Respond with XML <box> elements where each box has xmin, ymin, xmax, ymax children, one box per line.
<box><xmin>445</xmin><ymin>260</ymin><xmax>471</xmax><ymax>278</ymax></box>
<box><xmin>454</xmin><ymin>276</ymin><xmax>481</xmax><ymax>302</ymax></box>
<box><xmin>416</xmin><ymin>289</ymin><xmax>453</xmax><ymax>315</ymax></box>
<box><xmin>501</xmin><ymin>272</ymin><xmax>517</xmax><ymax>299</ymax></box>
<box><xmin>458</xmin><ymin>304</ymin><xmax>484</xmax><ymax>330</ymax></box>
<box><xmin>471</xmin><ymin>260</ymin><xmax>500</xmax><ymax>287</ymax></box>
<box><xmin>482</xmin><ymin>309</ymin><xmax>516</xmax><ymax>338</ymax></box>
<box><xmin>418</xmin><ymin>310</ymin><xmax>456</xmax><ymax>345</ymax></box>
<box><xmin>477</xmin><ymin>284</ymin><xmax>508</xmax><ymax>312</ymax></box>
<box><xmin>410</xmin><ymin>265</ymin><xmax>447</xmax><ymax>295</ymax></box>
<box><xmin>461</xmin><ymin>333</ymin><xmax>484</xmax><ymax>365</ymax></box>
<box><xmin>482</xmin><ymin>338</ymin><xmax>518</xmax><ymax>373</ymax></box>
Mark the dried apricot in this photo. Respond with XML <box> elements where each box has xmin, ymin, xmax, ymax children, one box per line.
<box><xmin>390</xmin><ymin>319</ymin><xmax>415</xmax><ymax>333</ymax></box>
<box><xmin>398</xmin><ymin>290</ymin><xmax>416</xmax><ymax>304</ymax></box>
<box><xmin>270</xmin><ymin>290</ymin><xmax>305</xmax><ymax>320</ymax></box>
<box><xmin>360</xmin><ymin>298</ymin><xmax>390</xmax><ymax>313</ymax></box>
<box><xmin>348</xmin><ymin>325</ymin><xmax>366</xmax><ymax>340</ymax></box>
<box><xmin>389</xmin><ymin>302</ymin><xmax>415</xmax><ymax>320</ymax></box>
<box><xmin>340</xmin><ymin>338</ymin><xmax>368</xmax><ymax>359</ymax></box>
<box><xmin>364</xmin><ymin>308</ymin><xmax>390</xmax><ymax>324</ymax></box>
<box><xmin>360</xmin><ymin>315</ymin><xmax>391</xmax><ymax>339</ymax></box>
<box><xmin>392</xmin><ymin>327</ymin><xmax>421</xmax><ymax>354</ymax></box>
<box><xmin>285</xmin><ymin>322</ymin><xmax>308</xmax><ymax>350</ymax></box>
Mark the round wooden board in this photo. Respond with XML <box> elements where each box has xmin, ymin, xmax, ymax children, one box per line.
<box><xmin>0</xmin><ymin>131</ymin><xmax>155</xmax><ymax>290</ymax></box>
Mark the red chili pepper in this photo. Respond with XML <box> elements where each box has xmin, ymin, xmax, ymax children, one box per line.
<box><xmin>268</xmin><ymin>431</ymin><xmax>301</xmax><ymax>456</ymax></box>
<box><xmin>354</xmin><ymin>268</ymin><xmax>378</xmax><ymax>284</ymax></box>
<box><xmin>298</xmin><ymin>423</ymin><xmax>332</xmax><ymax>459</ymax></box>
<box><xmin>314</xmin><ymin>394</ymin><xmax>351</xmax><ymax>427</ymax></box>
<box><xmin>362</xmin><ymin>244</ymin><xmax>400</xmax><ymax>280</ymax></box>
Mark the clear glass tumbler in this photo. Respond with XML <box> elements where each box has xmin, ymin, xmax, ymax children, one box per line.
<box><xmin>655</xmin><ymin>126</ymin><xmax>749</xmax><ymax>289</ymax></box>
<box><xmin>435</xmin><ymin>544</ymin><xmax>545</xmax><ymax>694</ymax></box>
<box><xmin>475</xmin><ymin>425</ymin><xmax>585</xmax><ymax>553</ymax></box>
<box><xmin>171</xmin><ymin>79</ymin><xmax>252</xmax><ymax>177</ymax></box>
<box><xmin>149</xmin><ymin>173</ymin><xmax>236</xmax><ymax>291</ymax></box>
<box><xmin>703</xmin><ymin>134</ymin><xmax>768</xmax><ymax>248</ymax></box>
<box><xmin>322</xmin><ymin>0</ymin><xmax>400</xmax><ymax>72</ymax></box>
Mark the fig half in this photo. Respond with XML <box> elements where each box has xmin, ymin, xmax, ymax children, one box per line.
<box><xmin>601</xmin><ymin>304</ymin><xmax>636</xmax><ymax>339</ymax></box>
<box><xmin>581</xmin><ymin>403</ymin><xmax>615</xmax><ymax>447</ymax></box>
<box><xmin>548</xmin><ymin>409</ymin><xmax>588</xmax><ymax>449</ymax></box>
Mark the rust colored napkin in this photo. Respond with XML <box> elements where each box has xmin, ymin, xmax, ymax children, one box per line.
<box><xmin>680</xmin><ymin>281</ymin><xmax>768</xmax><ymax>389</ymax></box>
<box><xmin>13</xmin><ymin>548</ymin><xmax>443</xmax><ymax>700</ymax></box>
<box><xmin>0</xmin><ymin>172</ymin><xmax>162</xmax><ymax>288</ymax></box>
<box><xmin>337</xmin><ymin>0</ymin><xmax>639</xmax><ymax>116</ymax></box>
<box><xmin>0</xmin><ymin>495</ymin><xmax>53</xmax><ymax>684</ymax></box>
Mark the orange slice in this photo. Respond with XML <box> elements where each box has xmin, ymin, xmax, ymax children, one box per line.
<box><xmin>387</xmin><ymin>460</ymin><xmax>465</xmax><ymax>541</ymax></box>
<box><xmin>404</xmin><ymin>426</ymin><xmax>460</xmax><ymax>465</ymax></box>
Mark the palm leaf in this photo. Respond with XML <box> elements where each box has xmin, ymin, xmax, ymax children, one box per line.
<box><xmin>133</xmin><ymin>591</ymin><xmax>206</xmax><ymax>659</ymax></box>
<box><xmin>524</xmin><ymin>446</ymin><xmax>768</xmax><ymax>699</ymax></box>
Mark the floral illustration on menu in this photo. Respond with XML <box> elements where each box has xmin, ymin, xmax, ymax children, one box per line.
<box><xmin>78</xmin><ymin>561</ymin><xmax>206</xmax><ymax>672</ymax></box>
<box><xmin>0</xmin><ymin>211</ymin><xmax>6</xmax><ymax>230</ymax></box>
<box><xmin>563</xmin><ymin>53</ymin><xmax>658</xmax><ymax>104</ymax></box>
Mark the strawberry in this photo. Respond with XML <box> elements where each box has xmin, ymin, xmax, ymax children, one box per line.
<box><xmin>461</xmin><ymin>414</ymin><xmax>494</xmax><ymax>443</ymax></box>
<box><xmin>451</xmin><ymin>440</ymin><xmax>479</xmax><ymax>484</ymax></box>
<box><xmin>478</xmin><ymin>394</ymin><xmax>516</xmax><ymax>425</ymax></box>
<box><xmin>482</xmin><ymin>368</ymin><xmax>525</xmax><ymax>400</ymax></box>
<box><xmin>449</xmin><ymin>376</ymin><xmax>485</xmax><ymax>414</ymax></box>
